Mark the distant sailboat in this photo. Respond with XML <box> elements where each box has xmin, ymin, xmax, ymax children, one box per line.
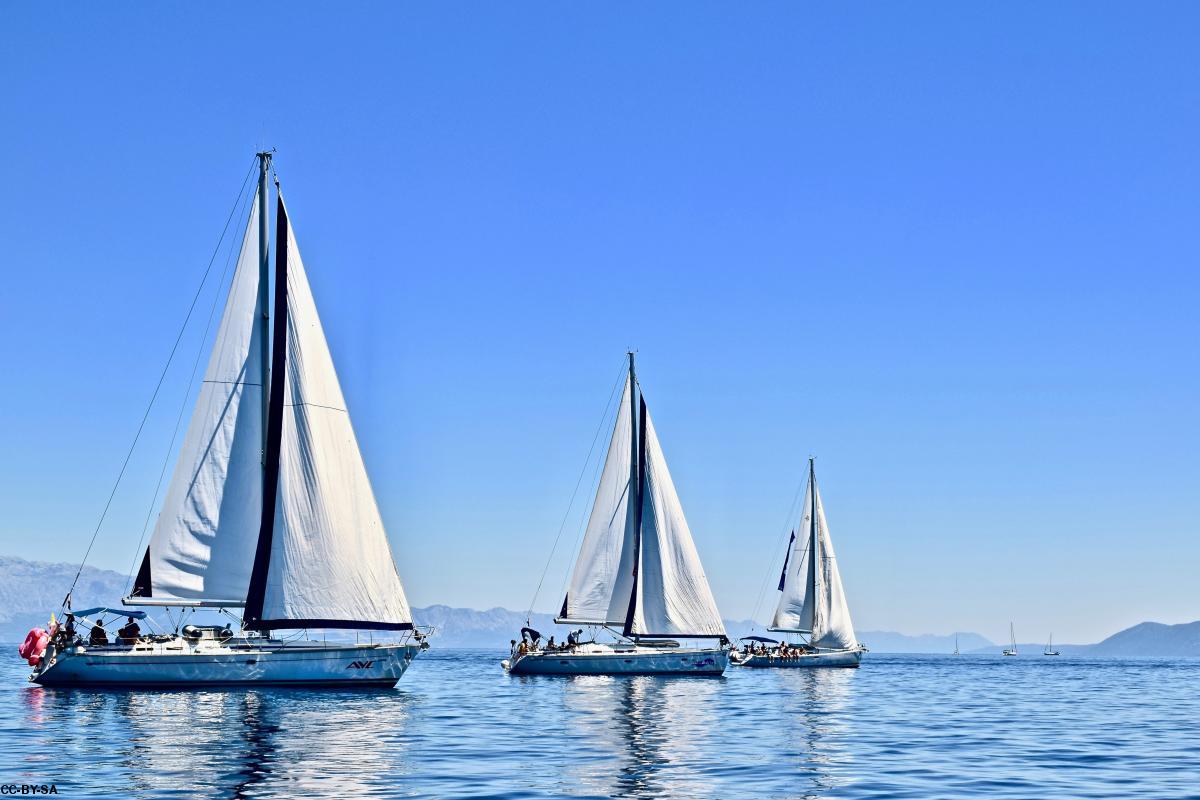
<box><xmin>1002</xmin><ymin>623</ymin><xmax>1018</xmax><ymax>656</ymax></box>
<box><xmin>27</xmin><ymin>153</ymin><xmax>426</xmax><ymax>687</ymax></box>
<box><xmin>954</xmin><ymin>634</ymin><xmax>960</xmax><ymax>656</ymax></box>
<box><xmin>732</xmin><ymin>458</ymin><xmax>867</xmax><ymax>668</ymax></box>
<box><xmin>503</xmin><ymin>353</ymin><xmax>730</xmax><ymax>675</ymax></box>
<box><xmin>1044</xmin><ymin>634</ymin><xmax>1060</xmax><ymax>656</ymax></box>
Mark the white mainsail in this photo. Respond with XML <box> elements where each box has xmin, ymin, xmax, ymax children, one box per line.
<box><xmin>560</xmin><ymin>379</ymin><xmax>636</xmax><ymax>625</ymax></box>
<box><xmin>138</xmin><ymin>193</ymin><xmax>264</xmax><ymax>602</ymax></box>
<box><xmin>557</xmin><ymin>358</ymin><xmax>725</xmax><ymax>640</ymax></box>
<box><xmin>628</xmin><ymin>411</ymin><xmax>725</xmax><ymax>637</ymax></box>
<box><xmin>254</xmin><ymin>200</ymin><xmax>413</xmax><ymax>628</ymax></box>
<box><xmin>771</xmin><ymin>464</ymin><xmax>858</xmax><ymax>649</ymax></box>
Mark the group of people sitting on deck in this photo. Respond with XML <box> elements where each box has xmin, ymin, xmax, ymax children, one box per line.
<box><xmin>510</xmin><ymin>628</ymin><xmax>585</xmax><ymax>657</ymax></box>
<box><xmin>742</xmin><ymin>641</ymin><xmax>814</xmax><ymax>659</ymax></box>
<box><xmin>52</xmin><ymin>614</ymin><xmax>143</xmax><ymax>648</ymax></box>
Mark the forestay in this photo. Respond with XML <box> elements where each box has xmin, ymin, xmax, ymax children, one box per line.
<box><xmin>133</xmin><ymin>193</ymin><xmax>264</xmax><ymax>602</ymax></box>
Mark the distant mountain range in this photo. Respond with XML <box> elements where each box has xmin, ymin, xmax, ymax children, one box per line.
<box><xmin>2</xmin><ymin>555</ymin><xmax>1197</xmax><ymax>656</ymax></box>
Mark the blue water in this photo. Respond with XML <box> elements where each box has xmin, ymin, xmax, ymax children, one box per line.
<box><xmin>2</xmin><ymin>650</ymin><xmax>1198</xmax><ymax>798</ymax></box>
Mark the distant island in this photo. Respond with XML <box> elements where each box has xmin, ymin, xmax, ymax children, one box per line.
<box><xmin>2</xmin><ymin>555</ymin><xmax>1197</xmax><ymax>656</ymax></box>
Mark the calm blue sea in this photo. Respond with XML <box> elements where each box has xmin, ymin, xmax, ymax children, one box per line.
<box><xmin>2</xmin><ymin>649</ymin><xmax>1198</xmax><ymax>798</ymax></box>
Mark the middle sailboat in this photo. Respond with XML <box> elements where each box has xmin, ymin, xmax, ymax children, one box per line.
<box><xmin>504</xmin><ymin>354</ymin><xmax>731</xmax><ymax>675</ymax></box>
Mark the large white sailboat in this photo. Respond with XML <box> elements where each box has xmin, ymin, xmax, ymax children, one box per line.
<box><xmin>29</xmin><ymin>153</ymin><xmax>425</xmax><ymax>687</ymax></box>
<box><xmin>733</xmin><ymin>459</ymin><xmax>866</xmax><ymax>668</ymax></box>
<box><xmin>503</xmin><ymin>354</ymin><xmax>731</xmax><ymax>676</ymax></box>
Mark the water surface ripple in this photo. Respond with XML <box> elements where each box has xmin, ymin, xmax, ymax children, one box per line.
<box><xmin>3</xmin><ymin>651</ymin><xmax>1198</xmax><ymax>798</ymax></box>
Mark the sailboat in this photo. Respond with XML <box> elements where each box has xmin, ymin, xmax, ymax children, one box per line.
<box><xmin>954</xmin><ymin>634</ymin><xmax>960</xmax><ymax>656</ymax></box>
<box><xmin>733</xmin><ymin>459</ymin><xmax>866</xmax><ymax>668</ymax></box>
<box><xmin>503</xmin><ymin>353</ymin><xmax>730</xmax><ymax>675</ymax></box>
<box><xmin>1002</xmin><ymin>623</ymin><xmax>1018</xmax><ymax>656</ymax></box>
<box><xmin>28</xmin><ymin>153</ymin><xmax>425</xmax><ymax>687</ymax></box>
<box><xmin>1044</xmin><ymin>634</ymin><xmax>1060</xmax><ymax>656</ymax></box>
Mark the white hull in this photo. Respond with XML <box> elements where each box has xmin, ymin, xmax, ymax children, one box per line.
<box><xmin>32</xmin><ymin>637</ymin><xmax>420</xmax><ymax>688</ymax></box>
<box><xmin>732</xmin><ymin>647</ymin><xmax>864</xmax><ymax>669</ymax></box>
<box><xmin>503</xmin><ymin>643</ymin><xmax>728</xmax><ymax>676</ymax></box>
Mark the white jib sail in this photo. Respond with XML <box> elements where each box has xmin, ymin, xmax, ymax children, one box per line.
<box><xmin>810</xmin><ymin>485</ymin><xmax>856</xmax><ymax>649</ymax></box>
<box><xmin>770</xmin><ymin>482</ymin><xmax>815</xmax><ymax>632</ymax></box>
<box><xmin>258</xmin><ymin>205</ymin><xmax>412</xmax><ymax>627</ymax></box>
<box><xmin>143</xmin><ymin>193</ymin><xmax>264</xmax><ymax>601</ymax></box>
<box><xmin>561</xmin><ymin>378</ymin><xmax>637</xmax><ymax>625</ymax></box>
<box><xmin>628</xmin><ymin>410</ymin><xmax>725</xmax><ymax>638</ymax></box>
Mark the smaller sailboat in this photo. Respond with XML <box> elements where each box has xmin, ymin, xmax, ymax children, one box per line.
<box><xmin>1002</xmin><ymin>622</ymin><xmax>1018</xmax><ymax>656</ymax></box>
<box><xmin>732</xmin><ymin>458</ymin><xmax>866</xmax><ymax>668</ymax></box>
<box><xmin>1044</xmin><ymin>634</ymin><xmax>1060</xmax><ymax>656</ymax></box>
<box><xmin>953</xmin><ymin>634</ymin><xmax>960</xmax><ymax>656</ymax></box>
<box><xmin>503</xmin><ymin>354</ymin><xmax>730</xmax><ymax>676</ymax></box>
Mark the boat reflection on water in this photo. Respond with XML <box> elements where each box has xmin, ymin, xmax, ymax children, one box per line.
<box><xmin>776</xmin><ymin>668</ymin><xmax>855</xmax><ymax>796</ymax></box>
<box><xmin>562</xmin><ymin>674</ymin><xmax>723</xmax><ymax>797</ymax></box>
<box><xmin>21</xmin><ymin>687</ymin><xmax>414</xmax><ymax>797</ymax></box>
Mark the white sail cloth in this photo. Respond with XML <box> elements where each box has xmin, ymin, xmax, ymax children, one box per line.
<box><xmin>627</xmin><ymin>412</ymin><xmax>726</xmax><ymax>638</ymax></box>
<box><xmin>560</xmin><ymin>379</ymin><xmax>725</xmax><ymax>639</ymax></box>
<box><xmin>256</xmin><ymin>206</ymin><xmax>413</xmax><ymax>627</ymax></box>
<box><xmin>561</xmin><ymin>379</ymin><xmax>637</xmax><ymax>625</ymax></box>
<box><xmin>771</xmin><ymin>478</ymin><xmax>857</xmax><ymax>649</ymax></box>
<box><xmin>142</xmin><ymin>193</ymin><xmax>264</xmax><ymax>601</ymax></box>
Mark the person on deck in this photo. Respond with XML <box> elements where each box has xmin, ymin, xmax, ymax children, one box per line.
<box><xmin>56</xmin><ymin>614</ymin><xmax>77</xmax><ymax>646</ymax></box>
<box><xmin>117</xmin><ymin>617</ymin><xmax>141</xmax><ymax>645</ymax></box>
<box><xmin>89</xmin><ymin>621</ymin><xmax>109</xmax><ymax>646</ymax></box>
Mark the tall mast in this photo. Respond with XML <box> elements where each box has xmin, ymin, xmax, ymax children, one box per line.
<box><xmin>256</xmin><ymin>151</ymin><xmax>272</xmax><ymax>462</ymax></box>
<box><xmin>807</xmin><ymin>457</ymin><xmax>821</xmax><ymax>640</ymax></box>
<box><xmin>621</xmin><ymin>351</ymin><xmax>643</xmax><ymax>638</ymax></box>
<box><xmin>628</xmin><ymin>352</ymin><xmax>637</xmax><ymax>491</ymax></box>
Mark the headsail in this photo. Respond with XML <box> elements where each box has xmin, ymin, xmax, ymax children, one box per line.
<box><xmin>626</xmin><ymin>403</ymin><xmax>726</xmax><ymax>638</ymax></box>
<box><xmin>244</xmin><ymin>196</ymin><xmax>413</xmax><ymax>630</ymax></box>
<box><xmin>770</xmin><ymin>482</ymin><xmax>815</xmax><ymax>633</ymax></box>
<box><xmin>131</xmin><ymin>191</ymin><xmax>264</xmax><ymax>603</ymax></box>
<box><xmin>558</xmin><ymin>377</ymin><xmax>637</xmax><ymax>625</ymax></box>
<box><xmin>771</xmin><ymin>462</ymin><xmax>858</xmax><ymax>649</ymax></box>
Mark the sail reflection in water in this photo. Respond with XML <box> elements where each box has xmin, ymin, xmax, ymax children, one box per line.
<box><xmin>17</xmin><ymin>686</ymin><xmax>415</xmax><ymax>798</ymax></box>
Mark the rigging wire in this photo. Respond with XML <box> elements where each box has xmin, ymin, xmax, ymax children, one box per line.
<box><xmin>61</xmin><ymin>158</ymin><xmax>259</xmax><ymax>611</ymax></box>
<box><xmin>523</xmin><ymin>357</ymin><xmax>630</xmax><ymax>625</ymax></box>
<box><xmin>747</xmin><ymin>465</ymin><xmax>810</xmax><ymax>628</ymax></box>
<box><xmin>123</xmin><ymin>176</ymin><xmax>258</xmax><ymax>593</ymax></box>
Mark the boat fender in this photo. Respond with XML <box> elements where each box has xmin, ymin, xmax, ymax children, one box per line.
<box><xmin>18</xmin><ymin>628</ymin><xmax>50</xmax><ymax>666</ymax></box>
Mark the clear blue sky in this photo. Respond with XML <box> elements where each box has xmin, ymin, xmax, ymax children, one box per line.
<box><xmin>1</xmin><ymin>4</ymin><xmax>1196</xmax><ymax>644</ymax></box>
